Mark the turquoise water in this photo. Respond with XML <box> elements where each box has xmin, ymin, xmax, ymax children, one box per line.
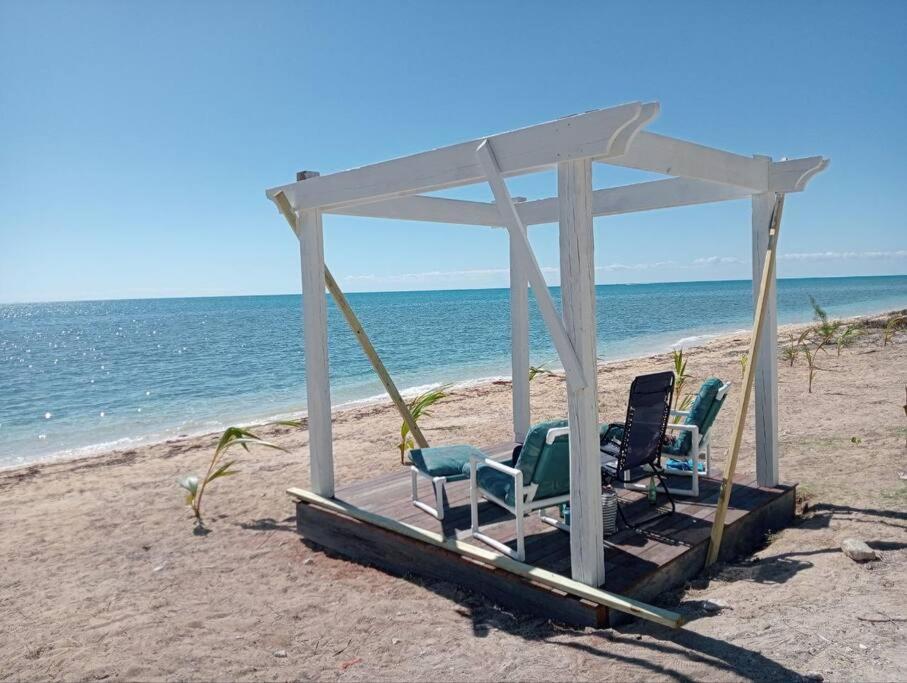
<box><xmin>2</xmin><ymin>275</ymin><xmax>905</xmax><ymax>467</ymax></box>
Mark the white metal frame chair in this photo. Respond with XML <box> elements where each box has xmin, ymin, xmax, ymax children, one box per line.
<box><xmin>468</xmin><ymin>426</ymin><xmax>570</xmax><ymax>562</ymax></box>
<box><xmin>410</xmin><ymin>466</ymin><xmax>459</xmax><ymax>520</ymax></box>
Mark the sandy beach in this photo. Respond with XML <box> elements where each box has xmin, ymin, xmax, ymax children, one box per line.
<box><xmin>2</xmin><ymin>311</ymin><xmax>906</xmax><ymax>681</ymax></box>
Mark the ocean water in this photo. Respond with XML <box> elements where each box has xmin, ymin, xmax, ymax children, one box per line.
<box><xmin>2</xmin><ymin>275</ymin><xmax>905</xmax><ymax>468</ymax></box>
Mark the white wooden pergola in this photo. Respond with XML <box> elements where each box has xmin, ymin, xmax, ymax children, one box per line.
<box><xmin>266</xmin><ymin>101</ymin><xmax>828</xmax><ymax>588</ymax></box>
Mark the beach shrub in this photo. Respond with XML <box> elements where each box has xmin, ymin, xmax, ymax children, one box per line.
<box><xmin>178</xmin><ymin>424</ymin><xmax>295</xmax><ymax>529</ymax></box>
<box><xmin>398</xmin><ymin>385</ymin><xmax>449</xmax><ymax>464</ymax></box>
<box><xmin>738</xmin><ymin>352</ymin><xmax>748</xmax><ymax>379</ymax></box>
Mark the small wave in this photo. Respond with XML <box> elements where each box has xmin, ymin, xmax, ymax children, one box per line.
<box><xmin>671</xmin><ymin>333</ymin><xmax>720</xmax><ymax>349</ymax></box>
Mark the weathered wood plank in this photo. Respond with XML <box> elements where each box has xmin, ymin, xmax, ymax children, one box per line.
<box><xmin>558</xmin><ymin>157</ymin><xmax>605</xmax><ymax>587</ymax></box>
<box><xmin>297</xmin><ymin>208</ymin><xmax>333</xmax><ymax>497</ymax></box>
<box><xmin>752</xmin><ymin>190</ymin><xmax>779</xmax><ymax>487</ymax></box>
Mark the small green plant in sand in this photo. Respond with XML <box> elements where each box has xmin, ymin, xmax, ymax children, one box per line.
<box><xmin>883</xmin><ymin>314</ymin><xmax>906</xmax><ymax>346</ymax></box>
<box><xmin>797</xmin><ymin>327</ymin><xmax>828</xmax><ymax>394</ymax></box>
<box><xmin>398</xmin><ymin>385</ymin><xmax>449</xmax><ymax>464</ymax></box>
<box><xmin>179</xmin><ymin>423</ymin><xmax>297</xmax><ymax>529</ymax></box>
<box><xmin>738</xmin><ymin>352</ymin><xmax>748</xmax><ymax>379</ymax></box>
<box><xmin>809</xmin><ymin>296</ymin><xmax>842</xmax><ymax>347</ymax></box>
<box><xmin>529</xmin><ymin>363</ymin><xmax>554</xmax><ymax>382</ymax></box>
<box><xmin>670</xmin><ymin>348</ymin><xmax>693</xmax><ymax>421</ymax></box>
<box><xmin>836</xmin><ymin>324</ymin><xmax>864</xmax><ymax>356</ymax></box>
<box><xmin>781</xmin><ymin>333</ymin><xmax>801</xmax><ymax>367</ymax></box>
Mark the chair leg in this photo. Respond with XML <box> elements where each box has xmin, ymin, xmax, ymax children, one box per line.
<box><xmin>469</xmin><ymin>462</ymin><xmax>479</xmax><ymax>535</ymax></box>
<box><xmin>411</xmin><ymin>467</ymin><xmax>447</xmax><ymax>521</ymax></box>
<box><xmin>617</xmin><ymin>470</ymin><xmax>676</xmax><ymax>531</ymax></box>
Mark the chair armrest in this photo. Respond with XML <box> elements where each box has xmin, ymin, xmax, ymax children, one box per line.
<box><xmin>670</xmin><ymin>409</ymin><xmax>691</xmax><ymax>418</ymax></box>
<box><xmin>665</xmin><ymin>423</ymin><xmax>698</xmax><ymax>433</ymax></box>
<box><xmin>545</xmin><ymin>426</ymin><xmax>570</xmax><ymax>444</ymax></box>
<box><xmin>469</xmin><ymin>453</ymin><xmax>522</xmax><ymax>478</ymax></box>
<box><xmin>717</xmin><ymin>382</ymin><xmax>732</xmax><ymax>400</ymax></box>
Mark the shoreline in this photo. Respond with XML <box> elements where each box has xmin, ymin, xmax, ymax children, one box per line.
<box><xmin>5</xmin><ymin>307</ymin><xmax>901</xmax><ymax>476</ymax></box>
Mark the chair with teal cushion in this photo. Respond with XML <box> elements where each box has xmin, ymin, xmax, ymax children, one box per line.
<box><xmin>469</xmin><ymin>419</ymin><xmax>571</xmax><ymax>561</ymax></box>
<box><xmin>409</xmin><ymin>444</ymin><xmax>485</xmax><ymax>520</ymax></box>
<box><xmin>660</xmin><ymin>377</ymin><xmax>731</xmax><ymax>496</ymax></box>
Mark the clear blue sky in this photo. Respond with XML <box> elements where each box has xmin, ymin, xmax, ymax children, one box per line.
<box><xmin>1</xmin><ymin>1</ymin><xmax>905</xmax><ymax>303</ymax></box>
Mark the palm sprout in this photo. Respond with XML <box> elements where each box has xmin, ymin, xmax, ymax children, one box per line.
<box><xmin>797</xmin><ymin>327</ymin><xmax>829</xmax><ymax>394</ymax></box>
<box><xmin>179</xmin><ymin>425</ymin><xmax>292</xmax><ymax>528</ymax></box>
<box><xmin>781</xmin><ymin>333</ymin><xmax>800</xmax><ymax>366</ymax></box>
<box><xmin>398</xmin><ymin>385</ymin><xmax>449</xmax><ymax>464</ymax></box>
<box><xmin>809</xmin><ymin>296</ymin><xmax>841</xmax><ymax>347</ymax></box>
<box><xmin>883</xmin><ymin>315</ymin><xmax>906</xmax><ymax>346</ymax></box>
<box><xmin>670</xmin><ymin>347</ymin><xmax>693</xmax><ymax>421</ymax></box>
<box><xmin>836</xmin><ymin>324</ymin><xmax>864</xmax><ymax>356</ymax></box>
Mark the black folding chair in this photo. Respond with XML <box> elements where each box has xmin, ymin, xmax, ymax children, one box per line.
<box><xmin>600</xmin><ymin>371</ymin><xmax>676</xmax><ymax>530</ymax></box>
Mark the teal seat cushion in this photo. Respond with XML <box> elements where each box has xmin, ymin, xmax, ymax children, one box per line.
<box><xmin>475</xmin><ymin>465</ymin><xmax>517</xmax><ymax>505</ymax></box>
<box><xmin>664</xmin><ymin>378</ymin><xmax>724</xmax><ymax>456</ymax></box>
<box><xmin>409</xmin><ymin>444</ymin><xmax>484</xmax><ymax>480</ymax></box>
<box><xmin>476</xmin><ymin>419</ymin><xmax>571</xmax><ymax>506</ymax></box>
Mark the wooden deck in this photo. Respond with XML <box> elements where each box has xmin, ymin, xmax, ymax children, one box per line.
<box><xmin>292</xmin><ymin>442</ymin><xmax>796</xmax><ymax>627</ymax></box>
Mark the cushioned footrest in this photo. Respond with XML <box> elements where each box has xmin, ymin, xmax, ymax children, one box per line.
<box><xmin>409</xmin><ymin>444</ymin><xmax>485</xmax><ymax>479</ymax></box>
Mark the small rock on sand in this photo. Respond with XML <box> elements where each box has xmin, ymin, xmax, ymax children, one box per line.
<box><xmin>273</xmin><ymin>650</ymin><xmax>287</xmax><ymax>658</ymax></box>
<box><xmin>703</xmin><ymin>598</ymin><xmax>729</xmax><ymax>613</ymax></box>
<box><xmin>841</xmin><ymin>538</ymin><xmax>879</xmax><ymax>563</ymax></box>
<box><xmin>804</xmin><ymin>672</ymin><xmax>824</xmax><ymax>681</ymax></box>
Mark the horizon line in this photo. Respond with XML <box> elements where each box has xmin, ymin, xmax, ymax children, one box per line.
<box><xmin>2</xmin><ymin>272</ymin><xmax>906</xmax><ymax>306</ymax></box>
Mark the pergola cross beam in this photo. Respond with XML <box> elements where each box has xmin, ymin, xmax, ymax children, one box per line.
<box><xmin>267</xmin><ymin>102</ymin><xmax>657</xmax><ymax>212</ymax></box>
<box><xmin>321</xmin><ymin>156</ymin><xmax>828</xmax><ymax>227</ymax></box>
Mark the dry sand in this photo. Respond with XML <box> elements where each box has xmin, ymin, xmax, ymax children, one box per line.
<box><xmin>2</xmin><ymin>312</ymin><xmax>906</xmax><ymax>681</ymax></box>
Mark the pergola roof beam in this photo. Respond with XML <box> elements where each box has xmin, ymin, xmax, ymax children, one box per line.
<box><xmin>266</xmin><ymin>102</ymin><xmax>657</xmax><ymax>212</ymax></box>
<box><xmin>606</xmin><ymin>131</ymin><xmax>770</xmax><ymax>191</ymax></box>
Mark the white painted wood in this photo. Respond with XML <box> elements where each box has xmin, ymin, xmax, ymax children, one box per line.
<box><xmin>510</xmin><ymin>219</ymin><xmax>530</xmax><ymax>442</ymax></box>
<box><xmin>609</xmin><ymin>131</ymin><xmax>770</xmax><ymax>190</ymax></box>
<box><xmin>324</xmin><ymin>160</ymin><xmax>827</xmax><ymax>227</ymax></box>
<box><xmin>267</xmin><ymin>102</ymin><xmax>653</xmax><ymax>211</ymax></box>
<box><xmin>558</xmin><ymin>157</ymin><xmax>605</xmax><ymax>587</ymax></box>
<box><xmin>752</xmin><ymin>191</ymin><xmax>779</xmax><ymax>487</ymax></box>
<box><xmin>297</xmin><ymin>208</ymin><xmax>334</xmax><ymax>497</ymax></box>
<box><xmin>475</xmin><ymin>139</ymin><xmax>586</xmax><ymax>389</ymax></box>
<box><xmin>769</xmin><ymin>156</ymin><xmax>830</xmax><ymax>192</ymax></box>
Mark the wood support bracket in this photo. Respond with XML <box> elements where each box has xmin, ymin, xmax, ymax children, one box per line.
<box><xmin>476</xmin><ymin>139</ymin><xmax>587</xmax><ymax>389</ymax></box>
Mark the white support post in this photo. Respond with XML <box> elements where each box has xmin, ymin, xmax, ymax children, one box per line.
<box><xmin>752</xmin><ymin>190</ymin><xmax>779</xmax><ymax>487</ymax></box>
<box><xmin>298</xmin><ymin>208</ymin><xmax>334</xmax><ymax>497</ymax></box>
<box><xmin>510</xmin><ymin>220</ymin><xmax>530</xmax><ymax>442</ymax></box>
<box><xmin>558</xmin><ymin>158</ymin><xmax>605</xmax><ymax>587</ymax></box>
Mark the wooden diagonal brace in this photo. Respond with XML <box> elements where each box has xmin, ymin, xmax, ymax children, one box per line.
<box><xmin>476</xmin><ymin>139</ymin><xmax>587</xmax><ymax>389</ymax></box>
<box><xmin>272</xmin><ymin>191</ymin><xmax>429</xmax><ymax>450</ymax></box>
<box><xmin>706</xmin><ymin>194</ymin><xmax>785</xmax><ymax>566</ymax></box>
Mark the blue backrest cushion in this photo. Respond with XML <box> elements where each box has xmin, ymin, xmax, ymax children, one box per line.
<box><xmin>671</xmin><ymin>377</ymin><xmax>724</xmax><ymax>454</ymax></box>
